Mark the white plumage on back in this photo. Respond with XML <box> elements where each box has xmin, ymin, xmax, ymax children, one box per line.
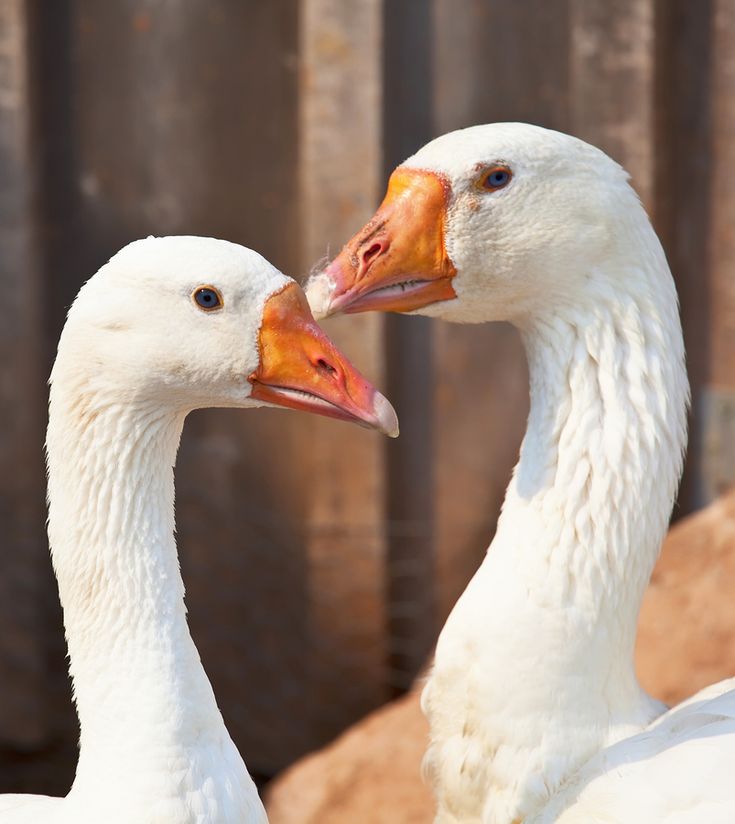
<box><xmin>534</xmin><ymin>681</ymin><xmax>735</xmax><ymax>824</ymax></box>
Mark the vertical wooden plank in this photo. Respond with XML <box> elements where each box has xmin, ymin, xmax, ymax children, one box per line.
<box><xmin>0</xmin><ymin>0</ymin><xmax>49</xmax><ymax>748</ymax></box>
<box><xmin>698</xmin><ymin>0</ymin><xmax>735</xmax><ymax>502</ymax></box>
<box><xmin>654</xmin><ymin>0</ymin><xmax>714</xmax><ymax>512</ymax></box>
<box><xmin>382</xmin><ymin>0</ymin><xmax>435</xmax><ymax>692</ymax></box>
<box><xmin>430</xmin><ymin>0</ymin><xmax>570</xmax><ymax>621</ymax></box>
<box><xmin>435</xmin><ymin>0</ymin><xmax>572</xmax><ymax>135</ymax></box>
<box><xmin>706</xmin><ymin>2</ymin><xmax>735</xmax><ymax>400</ymax></box>
<box><xmin>299</xmin><ymin>0</ymin><xmax>391</xmax><ymax>738</ymax></box>
<box><xmin>569</xmin><ymin>0</ymin><xmax>656</xmax><ymax>210</ymax></box>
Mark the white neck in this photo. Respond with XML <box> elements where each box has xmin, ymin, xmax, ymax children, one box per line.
<box><xmin>425</xmin><ymin>246</ymin><xmax>688</xmax><ymax>823</ymax></box>
<box><xmin>508</xmin><ymin>291</ymin><xmax>686</xmax><ymax>629</ymax></box>
<box><xmin>46</xmin><ymin>365</ymin><xmax>260</xmax><ymax>819</ymax></box>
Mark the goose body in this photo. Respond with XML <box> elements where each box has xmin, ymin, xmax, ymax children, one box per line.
<box><xmin>307</xmin><ymin>123</ymin><xmax>735</xmax><ymax>823</ymax></box>
<box><xmin>0</xmin><ymin>236</ymin><xmax>397</xmax><ymax>824</ymax></box>
<box><xmin>532</xmin><ymin>680</ymin><xmax>735</xmax><ymax>824</ymax></box>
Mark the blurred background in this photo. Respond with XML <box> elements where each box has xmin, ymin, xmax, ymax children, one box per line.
<box><xmin>1</xmin><ymin>0</ymin><xmax>734</xmax><ymax>797</ymax></box>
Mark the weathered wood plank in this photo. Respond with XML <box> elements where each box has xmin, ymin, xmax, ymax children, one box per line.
<box><xmin>709</xmin><ymin>0</ymin><xmax>735</xmax><ymax>389</ymax></box>
<box><xmin>382</xmin><ymin>0</ymin><xmax>436</xmax><ymax>692</ymax></box>
<box><xmin>0</xmin><ymin>0</ymin><xmax>49</xmax><ymax>747</ymax></box>
<box><xmin>698</xmin><ymin>0</ymin><xmax>735</xmax><ymax>503</ymax></box>
<box><xmin>299</xmin><ymin>0</ymin><xmax>391</xmax><ymax>738</ymax></box>
<box><xmin>653</xmin><ymin>0</ymin><xmax>714</xmax><ymax>513</ymax></box>
<box><xmin>435</xmin><ymin>0</ymin><xmax>572</xmax><ymax>135</ymax></box>
<box><xmin>569</xmin><ymin>0</ymin><xmax>656</xmax><ymax>210</ymax></box>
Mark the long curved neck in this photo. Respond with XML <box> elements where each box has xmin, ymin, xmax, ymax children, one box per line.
<box><xmin>499</xmin><ymin>286</ymin><xmax>688</xmax><ymax>650</ymax></box>
<box><xmin>427</xmin><ymin>252</ymin><xmax>689</xmax><ymax>824</ymax></box>
<box><xmin>483</xmin><ymin>277</ymin><xmax>687</xmax><ymax>807</ymax></box>
<box><xmin>427</xmin><ymin>206</ymin><xmax>691</xmax><ymax>822</ymax></box>
<box><xmin>46</xmin><ymin>372</ymin><xmax>227</xmax><ymax>774</ymax></box>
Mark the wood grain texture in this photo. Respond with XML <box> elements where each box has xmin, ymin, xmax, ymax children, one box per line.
<box><xmin>299</xmin><ymin>0</ymin><xmax>391</xmax><ymax>744</ymax></box>
<box><xmin>0</xmin><ymin>0</ymin><xmax>50</xmax><ymax>748</ymax></box>
<box><xmin>570</xmin><ymin>0</ymin><xmax>656</xmax><ymax>210</ymax></box>
<box><xmin>707</xmin><ymin>1</ymin><xmax>735</xmax><ymax>386</ymax></box>
<box><xmin>653</xmin><ymin>0</ymin><xmax>714</xmax><ymax>510</ymax></box>
<box><xmin>382</xmin><ymin>0</ymin><xmax>436</xmax><ymax>691</ymax></box>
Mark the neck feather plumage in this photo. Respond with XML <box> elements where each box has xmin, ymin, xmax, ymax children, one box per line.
<box><xmin>506</xmin><ymin>282</ymin><xmax>687</xmax><ymax>634</ymax></box>
<box><xmin>45</xmin><ymin>368</ymin><xmax>230</xmax><ymax>786</ymax></box>
<box><xmin>425</xmin><ymin>238</ymin><xmax>689</xmax><ymax>823</ymax></box>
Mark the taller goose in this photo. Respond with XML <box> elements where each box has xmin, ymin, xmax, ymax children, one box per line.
<box><xmin>0</xmin><ymin>235</ymin><xmax>397</xmax><ymax>824</ymax></box>
<box><xmin>307</xmin><ymin>123</ymin><xmax>735</xmax><ymax>823</ymax></box>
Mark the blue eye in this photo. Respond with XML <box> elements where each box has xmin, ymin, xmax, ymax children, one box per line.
<box><xmin>480</xmin><ymin>166</ymin><xmax>512</xmax><ymax>191</ymax></box>
<box><xmin>193</xmin><ymin>286</ymin><xmax>223</xmax><ymax>311</ymax></box>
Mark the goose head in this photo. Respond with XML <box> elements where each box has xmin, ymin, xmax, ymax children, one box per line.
<box><xmin>306</xmin><ymin>123</ymin><xmax>654</xmax><ymax>325</ymax></box>
<box><xmin>55</xmin><ymin>235</ymin><xmax>398</xmax><ymax>436</ymax></box>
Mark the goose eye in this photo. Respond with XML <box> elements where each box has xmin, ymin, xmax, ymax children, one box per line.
<box><xmin>193</xmin><ymin>286</ymin><xmax>223</xmax><ymax>311</ymax></box>
<box><xmin>480</xmin><ymin>166</ymin><xmax>512</xmax><ymax>191</ymax></box>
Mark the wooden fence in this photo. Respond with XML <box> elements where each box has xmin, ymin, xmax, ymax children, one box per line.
<box><xmin>1</xmin><ymin>0</ymin><xmax>734</xmax><ymax>790</ymax></box>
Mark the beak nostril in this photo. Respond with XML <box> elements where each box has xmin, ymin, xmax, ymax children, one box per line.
<box><xmin>361</xmin><ymin>242</ymin><xmax>383</xmax><ymax>270</ymax></box>
<box><xmin>316</xmin><ymin>357</ymin><xmax>338</xmax><ymax>378</ymax></box>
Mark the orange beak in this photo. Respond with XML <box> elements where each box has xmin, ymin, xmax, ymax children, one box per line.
<box><xmin>307</xmin><ymin>168</ymin><xmax>457</xmax><ymax>317</ymax></box>
<box><xmin>248</xmin><ymin>282</ymin><xmax>398</xmax><ymax>437</ymax></box>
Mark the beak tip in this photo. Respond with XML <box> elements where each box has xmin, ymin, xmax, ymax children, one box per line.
<box><xmin>304</xmin><ymin>272</ymin><xmax>334</xmax><ymax>320</ymax></box>
<box><xmin>374</xmin><ymin>392</ymin><xmax>400</xmax><ymax>438</ymax></box>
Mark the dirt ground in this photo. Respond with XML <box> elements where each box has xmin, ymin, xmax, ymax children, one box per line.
<box><xmin>265</xmin><ymin>489</ymin><xmax>735</xmax><ymax>823</ymax></box>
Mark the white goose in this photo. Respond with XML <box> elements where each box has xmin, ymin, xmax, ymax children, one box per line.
<box><xmin>307</xmin><ymin>123</ymin><xmax>735</xmax><ymax>823</ymax></box>
<box><xmin>0</xmin><ymin>235</ymin><xmax>398</xmax><ymax>824</ymax></box>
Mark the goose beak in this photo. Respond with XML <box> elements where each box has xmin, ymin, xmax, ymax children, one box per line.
<box><xmin>248</xmin><ymin>282</ymin><xmax>399</xmax><ymax>437</ymax></box>
<box><xmin>305</xmin><ymin>168</ymin><xmax>456</xmax><ymax>318</ymax></box>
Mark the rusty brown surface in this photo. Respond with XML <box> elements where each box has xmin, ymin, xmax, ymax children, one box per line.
<box><xmin>298</xmin><ymin>0</ymin><xmax>392</xmax><ymax>747</ymax></box>
<box><xmin>709</xmin><ymin>0</ymin><xmax>735</xmax><ymax>390</ymax></box>
<box><xmin>569</xmin><ymin>0</ymin><xmax>656</xmax><ymax>210</ymax></box>
<box><xmin>0</xmin><ymin>0</ymin><xmax>53</xmax><ymax>750</ymax></box>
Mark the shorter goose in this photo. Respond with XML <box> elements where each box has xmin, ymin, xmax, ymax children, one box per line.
<box><xmin>0</xmin><ymin>235</ymin><xmax>397</xmax><ymax>824</ymax></box>
<box><xmin>307</xmin><ymin>123</ymin><xmax>735</xmax><ymax>824</ymax></box>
